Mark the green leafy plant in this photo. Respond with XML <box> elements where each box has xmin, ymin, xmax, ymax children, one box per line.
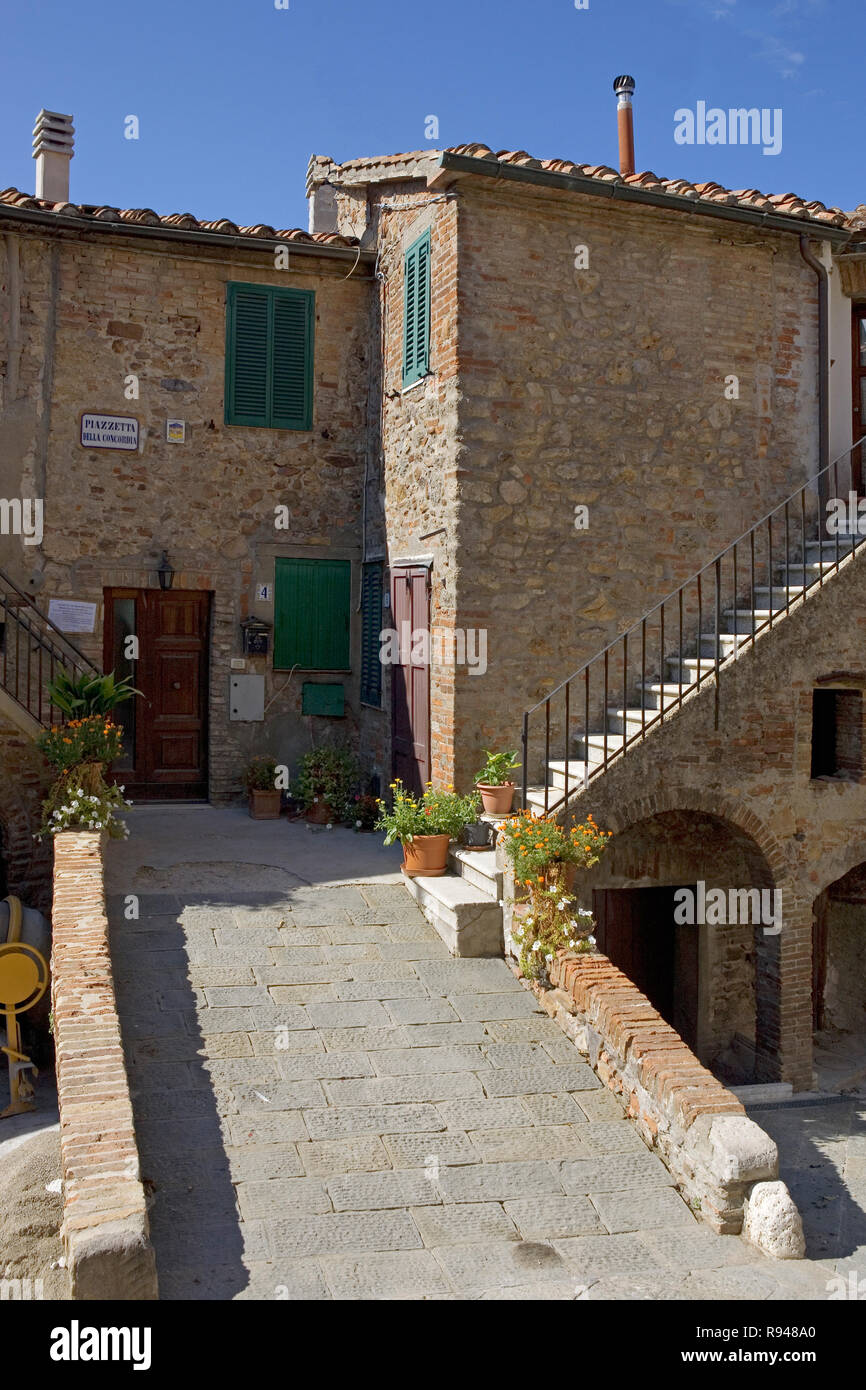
<box><xmin>511</xmin><ymin>885</ymin><xmax>597</xmax><ymax>979</ymax></box>
<box><xmin>474</xmin><ymin>749</ymin><xmax>521</xmax><ymax>787</ymax></box>
<box><xmin>47</xmin><ymin>669</ymin><xmax>141</xmax><ymax>716</ymax></box>
<box><xmin>376</xmin><ymin>780</ymin><xmax>481</xmax><ymax>847</ymax></box>
<box><xmin>499</xmin><ymin>811</ymin><xmax>611</xmax><ymax>889</ymax></box>
<box><xmin>37</xmin><ymin>716</ymin><xmax>124</xmax><ymax>772</ymax></box>
<box><xmin>245</xmin><ymin>754</ymin><xmax>279</xmax><ymax>793</ymax></box>
<box><xmin>296</xmin><ymin>745</ymin><xmax>359</xmax><ymax>819</ymax></box>
<box><xmin>350</xmin><ymin>793</ymin><xmax>380</xmax><ymax>832</ymax></box>
<box><xmin>38</xmin><ymin>766</ymin><xmax>132</xmax><ymax>840</ymax></box>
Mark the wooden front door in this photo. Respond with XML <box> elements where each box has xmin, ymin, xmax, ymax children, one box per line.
<box><xmin>103</xmin><ymin>588</ymin><xmax>210</xmax><ymax>800</ymax></box>
<box><xmin>852</xmin><ymin>306</ymin><xmax>866</xmax><ymax>495</ymax></box>
<box><xmin>390</xmin><ymin>566</ymin><xmax>430</xmax><ymax>795</ymax></box>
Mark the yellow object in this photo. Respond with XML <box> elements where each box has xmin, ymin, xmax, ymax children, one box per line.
<box><xmin>0</xmin><ymin>897</ymin><xmax>49</xmax><ymax>1119</ymax></box>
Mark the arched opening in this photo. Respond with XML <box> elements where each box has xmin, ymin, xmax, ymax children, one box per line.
<box><xmin>579</xmin><ymin>809</ymin><xmax>779</xmax><ymax>1085</ymax></box>
<box><xmin>813</xmin><ymin>862</ymin><xmax>866</xmax><ymax>1091</ymax></box>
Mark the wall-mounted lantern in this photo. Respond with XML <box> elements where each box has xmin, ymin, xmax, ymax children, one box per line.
<box><xmin>241</xmin><ymin>616</ymin><xmax>271</xmax><ymax>656</ymax></box>
<box><xmin>157</xmin><ymin>551</ymin><xmax>175</xmax><ymax>591</ymax></box>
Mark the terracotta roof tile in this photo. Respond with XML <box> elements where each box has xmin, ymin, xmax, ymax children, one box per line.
<box><xmin>0</xmin><ymin>187</ymin><xmax>361</xmax><ymax>249</ymax></box>
<box><xmin>310</xmin><ymin>143</ymin><xmax>852</xmax><ymax>229</ymax></box>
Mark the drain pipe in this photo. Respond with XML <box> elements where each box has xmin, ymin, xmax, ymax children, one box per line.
<box><xmin>799</xmin><ymin>235</ymin><xmax>830</xmax><ymax>519</ymax></box>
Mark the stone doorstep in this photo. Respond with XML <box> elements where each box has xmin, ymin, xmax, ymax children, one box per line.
<box><xmin>448</xmin><ymin>846</ymin><xmax>503</xmax><ymax>899</ymax></box>
<box><xmin>402</xmin><ymin>871</ymin><xmax>503</xmax><ymax>958</ymax></box>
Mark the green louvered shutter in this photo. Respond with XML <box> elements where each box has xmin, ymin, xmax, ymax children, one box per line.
<box><xmin>225</xmin><ymin>283</ymin><xmax>314</xmax><ymax>429</ymax></box>
<box><xmin>274</xmin><ymin>557</ymin><xmax>350</xmax><ymax>669</ymax></box>
<box><xmin>226</xmin><ymin>285</ymin><xmax>269</xmax><ymax>426</ymax></box>
<box><xmin>402</xmin><ymin>231</ymin><xmax>431</xmax><ymax>387</ymax></box>
<box><xmin>272</xmin><ymin>289</ymin><xmax>314</xmax><ymax>430</ymax></box>
<box><xmin>360</xmin><ymin>561</ymin><xmax>383</xmax><ymax>707</ymax></box>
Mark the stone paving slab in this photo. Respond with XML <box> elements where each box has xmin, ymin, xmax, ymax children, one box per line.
<box><xmin>107</xmin><ymin>845</ymin><xmax>865</xmax><ymax>1300</ymax></box>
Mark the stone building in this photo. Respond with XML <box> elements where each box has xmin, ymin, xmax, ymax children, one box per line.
<box><xmin>2</xmin><ymin>95</ymin><xmax>866</xmax><ymax>1087</ymax></box>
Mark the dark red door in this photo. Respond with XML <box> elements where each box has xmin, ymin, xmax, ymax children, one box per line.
<box><xmin>390</xmin><ymin>566</ymin><xmax>430</xmax><ymax>795</ymax></box>
<box><xmin>104</xmin><ymin>588</ymin><xmax>210</xmax><ymax>800</ymax></box>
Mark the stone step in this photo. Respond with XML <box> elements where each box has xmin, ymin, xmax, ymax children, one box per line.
<box><xmin>448</xmin><ymin>845</ymin><xmax>502</xmax><ymax>900</ymax></box>
<box><xmin>751</xmin><ymin>584</ymin><xmax>806</xmax><ymax>606</ymax></box>
<box><xmin>637</xmin><ymin>682</ymin><xmax>693</xmax><ymax>711</ymax></box>
<box><xmin>402</xmin><ymin>870</ymin><xmax>503</xmax><ymax>957</ymax></box>
<box><xmin>547</xmin><ymin>758</ymin><xmax>591</xmax><ymax>791</ymax></box>
<box><xmin>697</xmin><ymin>632</ymin><xmax>750</xmax><ymax>658</ymax></box>
<box><xmin>604</xmin><ymin>706</ymin><xmax>663</xmax><ymax>737</ymax></box>
<box><xmin>723</xmin><ymin>607</ymin><xmax>780</xmax><ymax>633</ymax></box>
<box><xmin>804</xmin><ymin>536</ymin><xmax>858</xmax><ymax>563</ymax></box>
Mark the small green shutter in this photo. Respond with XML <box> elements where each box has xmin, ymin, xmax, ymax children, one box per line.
<box><xmin>402</xmin><ymin>231</ymin><xmax>431</xmax><ymax>387</ymax></box>
<box><xmin>226</xmin><ymin>286</ymin><xmax>270</xmax><ymax>426</ymax></box>
<box><xmin>225</xmin><ymin>283</ymin><xmax>314</xmax><ymax>429</ymax></box>
<box><xmin>360</xmin><ymin>561</ymin><xmax>383</xmax><ymax>707</ymax></box>
<box><xmin>274</xmin><ymin>557</ymin><xmax>351</xmax><ymax>670</ymax></box>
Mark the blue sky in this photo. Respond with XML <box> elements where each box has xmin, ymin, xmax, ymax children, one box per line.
<box><xmin>0</xmin><ymin>0</ymin><xmax>860</xmax><ymax>229</ymax></box>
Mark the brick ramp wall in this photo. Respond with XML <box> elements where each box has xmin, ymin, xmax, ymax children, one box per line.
<box><xmin>544</xmin><ymin>950</ymin><xmax>785</xmax><ymax>1237</ymax></box>
<box><xmin>51</xmin><ymin>831</ymin><xmax>157</xmax><ymax>1299</ymax></box>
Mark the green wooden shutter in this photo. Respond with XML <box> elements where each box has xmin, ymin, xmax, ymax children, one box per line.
<box><xmin>360</xmin><ymin>561</ymin><xmax>383</xmax><ymax>707</ymax></box>
<box><xmin>272</xmin><ymin>290</ymin><xmax>314</xmax><ymax>429</ymax></box>
<box><xmin>225</xmin><ymin>283</ymin><xmax>314</xmax><ymax>429</ymax></box>
<box><xmin>402</xmin><ymin>231</ymin><xmax>431</xmax><ymax>387</ymax></box>
<box><xmin>226</xmin><ymin>285</ymin><xmax>269</xmax><ymax>426</ymax></box>
<box><xmin>274</xmin><ymin>557</ymin><xmax>350</xmax><ymax>669</ymax></box>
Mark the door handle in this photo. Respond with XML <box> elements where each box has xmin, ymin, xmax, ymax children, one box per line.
<box><xmin>172</xmin><ymin>681</ymin><xmax>181</xmax><ymax>690</ymax></box>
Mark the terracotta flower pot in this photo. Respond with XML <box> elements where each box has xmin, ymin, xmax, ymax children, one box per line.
<box><xmin>305</xmin><ymin>798</ymin><xmax>335</xmax><ymax>825</ymax></box>
<box><xmin>248</xmin><ymin>789</ymin><xmax>281</xmax><ymax>820</ymax></box>
<box><xmin>476</xmin><ymin>781</ymin><xmax>515</xmax><ymax>815</ymax></box>
<box><xmin>402</xmin><ymin>833</ymin><xmax>451</xmax><ymax>877</ymax></box>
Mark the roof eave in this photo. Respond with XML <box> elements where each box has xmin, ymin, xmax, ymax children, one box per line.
<box><xmin>428</xmin><ymin>151</ymin><xmax>852</xmax><ymax>245</ymax></box>
<box><xmin>0</xmin><ymin>201</ymin><xmax>377</xmax><ymax>266</ymax></box>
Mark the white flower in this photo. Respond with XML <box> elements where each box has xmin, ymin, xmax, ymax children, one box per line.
<box><xmin>532</xmin><ymin>940</ymin><xmax>540</xmax><ymax>951</ymax></box>
<box><xmin>588</xmin><ymin>934</ymin><xmax>596</xmax><ymax>945</ymax></box>
<box><xmin>545</xmin><ymin>953</ymin><xmax>553</xmax><ymax>961</ymax></box>
<box><xmin>355</xmin><ymin>820</ymin><xmax>362</xmax><ymax>827</ymax></box>
<box><xmin>557</xmin><ymin>899</ymin><xmax>567</xmax><ymax>911</ymax></box>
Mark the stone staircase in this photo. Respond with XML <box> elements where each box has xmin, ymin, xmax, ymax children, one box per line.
<box><xmin>525</xmin><ymin>533</ymin><xmax>860</xmax><ymax>813</ymax></box>
<box><xmin>406</xmin><ymin>524</ymin><xmax>865</xmax><ymax>956</ymax></box>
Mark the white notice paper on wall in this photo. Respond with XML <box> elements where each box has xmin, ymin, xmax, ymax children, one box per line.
<box><xmin>48</xmin><ymin>599</ymin><xmax>97</xmax><ymax>634</ymax></box>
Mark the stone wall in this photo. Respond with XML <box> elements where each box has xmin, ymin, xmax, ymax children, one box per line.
<box><xmin>0</xmin><ymin>715</ymin><xmax>53</xmax><ymax>910</ymax></box>
<box><xmin>448</xmin><ymin>178</ymin><xmax>821</xmax><ymax>785</ymax></box>
<box><xmin>51</xmin><ymin>830</ymin><xmax>157</xmax><ymax>1299</ymax></box>
<box><xmin>373</xmin><ymin>185</ymin><xmax>461</xmax><ymax>785</ymax></box>
<box><xmin>0</xmin><ymin>220</ymin><xmax>380</xmax><ymax>801</ymax></box>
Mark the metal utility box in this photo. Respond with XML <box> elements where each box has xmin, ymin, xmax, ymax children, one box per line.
<box><xmin>229</xmin><ymin>673</ymin><xmax>265</xmax><ymax>721</ymax></box>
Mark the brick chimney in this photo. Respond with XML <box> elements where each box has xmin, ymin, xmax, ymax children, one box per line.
<box><xmin>33</xmin><ymin>109</ymin><xmax>74</xmax><ymax>202</ymax></box>
<box><xmin>613</xmin><ymin>75</ymin><xmax>635</xmax><ymax>178</ymax></box>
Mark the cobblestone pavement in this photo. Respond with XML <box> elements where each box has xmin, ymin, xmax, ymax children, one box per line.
<box><xmin>105</xmin><ymin>819</ymin><xmax>855</xmax><ymax>1301</ymax></box>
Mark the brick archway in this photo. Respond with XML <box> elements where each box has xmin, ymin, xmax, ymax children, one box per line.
<box><xmin>570</xmin><ymin>785</ymin><xmax>811</xmax><ymax>1088</ymax></box>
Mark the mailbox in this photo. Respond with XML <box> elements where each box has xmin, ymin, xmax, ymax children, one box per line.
<box><xmin>241</xmin><ymin>616</ymin><xmax>271</xmax><ymax>656</ymax></box>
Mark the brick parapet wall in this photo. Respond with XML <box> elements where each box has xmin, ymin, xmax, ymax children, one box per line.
<box><xmin>51</xmin><ymin>831</ymin><xmax>157</xmax><ymax>1299</ymax></box>
<box><xmin>538</xmin><ymin>947</ymin><xmax>783</xmax><ymax>1235</ymax></box>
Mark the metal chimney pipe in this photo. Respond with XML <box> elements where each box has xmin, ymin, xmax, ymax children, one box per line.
<box><xmin>613</xmin><ymin>75</ymin><xmax>636</xmax><ymax>178</ymax></box>
<box><xmin>32</xmin><ymin>110</ymin><xmax>74</xmax><ymax>203</ymax></box>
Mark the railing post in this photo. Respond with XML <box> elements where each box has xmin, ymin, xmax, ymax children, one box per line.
<box><xmin>521</xmin><ymin>711</ymin><xmax>529</xmax><ymax>811</ymax></box>
<box><xmin>714</xmin><ymin>557</ymin><xmax>721</xmax><ymax>730</ymax></box>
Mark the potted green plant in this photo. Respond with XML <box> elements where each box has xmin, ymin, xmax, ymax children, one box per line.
<box><xmin>498</xmin><ymin>811</ymin><xmax>611</xmax><ymax>978</ymax></box>
<box><xmin>474</xmin><ymin>749</ymin><xmax>521</xmax><ymax>815</ymax></box>
<box><xmin>36</xmin><ymin>715</ymin><xmax>132</xmax><ymax>840</ymax></box>
<box><xmin>296</xmin><ymin>745</ymin><xmax>359</xmax><ymax>825</ymax></box>
<box><xmin>245</xmin><ymin>754</ymin><xmax>281</xmax><ymax>819</ymax></box>
<box><xmin>377</xmin><ymin>780</ymin><xmax>481</xmax><ymax>877</ymax></box>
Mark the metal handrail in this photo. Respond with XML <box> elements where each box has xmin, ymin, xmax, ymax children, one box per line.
<box><xmin>0</xmin><ymin>566</ymin><xmax>100</xmax><ymax>727</ymax></box>
<box><xmin>521</xmin><ymin>435</ymin><xmax>866</xmax><ymax>814</ymax></box>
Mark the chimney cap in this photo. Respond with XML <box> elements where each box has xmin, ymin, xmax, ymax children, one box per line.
<box><xmin>32</xmin><ymin>109</ymin><xmax>75</xmax><ymax>157</ymax></box>
<box><xmin>613</xmin><ymin>75</ymin><xmax>636</xmax><ymax>97</ymax></box>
